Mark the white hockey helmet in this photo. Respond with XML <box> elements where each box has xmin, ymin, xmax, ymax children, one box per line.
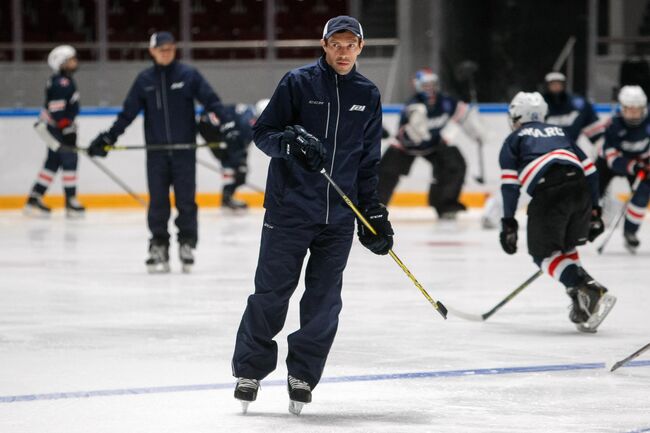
<box><xmin>47</xmin><ymin>45</ymin><xmax>77</xmax><ymax>72</ymax></box>
<box><xmin>254</xmin><ymin>98</ymin><xmax>270</xmax><ymax>117</ymax></box>
<box><xmin>508</xmin><ymin>91</ymin><xmax>548</xmax><ymax>129</ymax></box>
<box><xmin>544</xmin><ymin>71</ymin><xmax>566</xmax><ymax>83</ymax></box>
<box><xmin>618</xmin><ymin>85</ymin><xmax>648</xmax><ymax>125</ymax></box>
<box><xmin>413</xmin><ymin>68</ymin><xmax>439</xmax><ymax>93</ymax></box>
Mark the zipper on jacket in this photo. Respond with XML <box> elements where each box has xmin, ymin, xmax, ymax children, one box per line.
<box><xmin>160</xmin><ymin>70</ymin><xmax>173</xmax><ymax>145</ymax></box>
<box><xmin>326</xmin><ymin>75</ymin><xmax>341</xmax><ymax>224</ymax></box>
<box><xmin>325</xmin><ymin>102</ymin><xmax>330</xmax><ymax>138</ymax></box>
<box><xmin>155</xmin><ymin>88</ymin><xmax>162</xmax><ymax>110</ymax></box>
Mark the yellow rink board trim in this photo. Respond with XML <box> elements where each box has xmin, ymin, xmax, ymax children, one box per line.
<box><xmin>0</xmin><ymin>192</ymin><xmax>638</xmax><ymax>210</ymax></box>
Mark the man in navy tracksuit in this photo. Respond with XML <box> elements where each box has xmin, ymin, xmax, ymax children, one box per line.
<box><xmin>25</xmin><ymin>45</ymin><xmax>85</xmax><ymax>217</ymax></box>
<box><xmin>499</xmin><ymin>91</ymin><xmax>615</xmax><ymax>333</ymax></box>
<box><xmin>231</xmin><ymin>16</ymin><xmax>392</xmax><ymax>414</ymax></box>
<box><xmin>88</xmin><ymin>32</ymin><xmax>233</xmax><ymax>273</ymax></box>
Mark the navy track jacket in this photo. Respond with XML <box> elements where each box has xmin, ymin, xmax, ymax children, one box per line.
<box><xmin>108</xmin><ymin>60</ymin><xmax>229</xmax><ymax>145</ymax></box>
<box><xmin>253</xmin><ymin>56</ymin><xmax>383</xmax><ymax>225</ymax></box>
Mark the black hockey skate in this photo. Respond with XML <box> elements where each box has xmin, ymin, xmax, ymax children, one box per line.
<box><xmin>23</xmin><ymin>195</ymin><xmax>51</xmax><ymax>217</ymax></box>
<box><xmin>145</xmin><ymin>242</ymin><xmax>170</xmax><ymax>274</ymax></box>
<box><xmin>287</xmin><ymin>375</ymin><xmax>312</xmax><ymax>415</ymax></box>
<box><xmin>65</xmin><ymin>197</ymin><xmax>86</xmax><ymax>218</ymax></box>
<box><xmin>234</xmin><ymin>378</ymin><xmax>260</xmax><ymax>414</ymax></box>
<box><xmin>222</xmin><ymin>194</ymin><xmax>248</xmax><ymax>212</ymax></box>
<box><xmin>567</xmin><ymin>271</ymin><xmax>616</xmax><ymax>333</ymax></box>
<box><xmin>623</xmin><ymin>231</ymin><xmax>640</xmax><ymax>254</ymax></box>
<box><xmin>178</xmin><ymin>242</ymin><xmax>194</xmax><ymax>273</ymax></box>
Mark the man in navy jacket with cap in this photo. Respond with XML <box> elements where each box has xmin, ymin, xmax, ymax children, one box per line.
<box><xmin>231</xmin><ymin>16</ymin><xmax>392</xmax><ymax>415</ymax></box>
<box><xmin>88</xmin><ymin>31</ymin><xmax>234</xmax><ymax>273</ymax></box>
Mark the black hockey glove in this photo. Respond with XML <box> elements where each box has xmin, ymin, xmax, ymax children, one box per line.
<box><xmin>632</xmin><ymin>161</ymin><xmax>649</xmax><ymax>178</ymax></box>
<box><xmin>357</xmin><ymin>204</ymin><xmax>394</xmax><ymax>255</ymax></box>
<box><xmin>588</xmin><ymin>206</ymin><xmax>605</xmax><ymax>242</ymax></box>
<box><xmin>220</xmin><ymin>120</ymin><xmax>241</xmax><ymax>148</ymax></box>
<box><xmin>281</xmin><ymin>125</ymin><xmax>325</xmax><ymax>172</ymax></box>
<box><xmin>499</xmin><ymin>217</ymin><xmax>518</xmax><ymax>255</ymax></box>
<box><xmin>88</xmin><ymin>131</ymin><xmax>115</xmax><ymax>157</ymax></box>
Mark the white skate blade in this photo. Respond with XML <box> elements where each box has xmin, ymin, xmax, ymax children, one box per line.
<box><xmin>65</xmin><ymin>209</ymin><xmax>85</xmax><ymax>219</ymax></box>
<box><xmin>23</xmin><ymin>206</ymin><xmax>50</xmax><ymax>218</ymax></box>
<box><xmin>577</xmin><ymin>294</ymin><xmax>617</xmax><ymax>333</ymax></box>
<box><xmin>147</xmin><ymin>262</ymin><xmax>170</xmax><ymax>274</ymax></box>
<box><xmin>288</xmin><ymin>400</ymin><xmax>305</xmax><ymax>416</ymax></box>
<box><xmin>624</xmin><ymin>243</ymin><xmax>638</xmax><ymax>255</ymax></box>
<box><xmin>240</xmin><ymin>400</ymin><xmax>250</xmax><ymax>414</ymax></box>
<box><xmin>181</xmin><ymin>263</ymin><xmax>193</xmax><ymax>274</ymax></box>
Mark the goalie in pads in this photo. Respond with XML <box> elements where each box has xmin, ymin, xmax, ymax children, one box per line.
<box><xmin>498</xmin><ymin>92</ymin><xmax>616</xmax><ymax>333</ymax></box>
<box><xmin>377</xmin><ymin>68</ymin><xmax>486</xmax><ymax>219</ymax></box>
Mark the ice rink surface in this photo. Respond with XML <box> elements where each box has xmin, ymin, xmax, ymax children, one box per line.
<box><xmin>0</xmin><ymin>207</ymin><xmax>649</xmax><ymax>433</ymax></box>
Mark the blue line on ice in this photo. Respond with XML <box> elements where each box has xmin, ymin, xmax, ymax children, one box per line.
<box><xmin>1</xmin><ymin>359</ymin><xmax>648</xmax><ymax>404</ymax></box>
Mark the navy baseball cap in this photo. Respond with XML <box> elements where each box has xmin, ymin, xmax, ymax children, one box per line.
<box><xmin>322</xmin><ymin>16</ymin><xmax>364</xmax><ymax>40</ymax></box>
<box><xmin>149</xmin><ymin>31</ymin><xmax>176</xmax><ymax>48</ymax></box>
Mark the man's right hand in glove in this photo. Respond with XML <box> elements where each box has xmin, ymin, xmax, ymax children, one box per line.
<box><xmin>87</xmin><ymin>131</ymin><xmax>115</xmax><ymax>157</ymax></box>
<box><xmin>499</xmin><ymin>217</ymin><xmax>518</xmax><ymax>255</ymax></box>
<box><xmin>357</xmin><ymin>204</ymin><xmax>394</xmax><ymax>255</ymax></box>
<box><xmin>280</xmin><ymin>125</ymin><xmax>325</xmax><ymax>172</ymax></box>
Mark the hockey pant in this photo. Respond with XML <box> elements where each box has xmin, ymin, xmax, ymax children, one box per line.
<box><xmin>377</xmin><ymin>145</ymin><xmax>466</xmax><ymax>214</ymax></box>
<box><xmin>232</xmin><ymin>211</ymin><xmax>354</xmax><ymax>388</ymax></box>
<box><xmin>209</xmin><ymin>140</ymin><xmax>248</xmax><ymax>198</ymax></box>
<box><xmin>146</xmin><ymin>150</ymin><xmax>198</xmax><ymax>247</ymax></box>
<box><xmin>30</xmin><ymin>129</ymin><xmax>79</xmax><ymax>199</ymax></box>
<box><xmin>528</xmin><ymin>165</ymin><xmax>592</xmax><ymax>288</ymax></box>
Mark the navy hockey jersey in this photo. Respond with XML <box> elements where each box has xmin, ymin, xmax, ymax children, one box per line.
<box><xmin>543</xmin><ymin>92</ymin><xmax>602</xmax><ymax>143</ymax></box>
<box><xmin>602</xmin><ymin>114</ymin><xmax>650</xmax><ymax>176</ymax></box>
<box><xmin>39</xmin><ymin>72</ymin><xmax>80</xmax><ymax>142</ymax></box>
<box><xmin>499</xmin><ymin>121</ymin><xmax>598</xmax><ymax>218</ymax></box>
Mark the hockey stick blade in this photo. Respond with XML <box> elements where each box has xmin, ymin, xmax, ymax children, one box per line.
<box><xmin>446</xmin><ymin>306</ymin><xmax>485</xmax><ymax>321</ymax></box>
<box><xmin>610</xmin><ymin>342</ymin><xmax>650</xmax><ymax>372</ymax></box>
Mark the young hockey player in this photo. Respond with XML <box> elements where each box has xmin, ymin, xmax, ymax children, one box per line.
<box><xmin>87</xmin><ymin>31</ymin><xmax>235</xmax><ymax>273</ymax></box>
<box><xmin>599</xmin><ymin>85</ymin><xmax>650</xmax><ymax>252</ymax></box>
<box><xmin>482</xmin><ymin>71</ymin><xmax>606</xmax><ymax>229</ymax></box>
<box><xmin>25</xmin><ymin>45</ymin><xmax>85</xmax><ymax>217</ymax></box>
<box><xmin>231</xmin><ymin>16</ymin><xmax>392</xmax><ymax>415</ymax></box>
<box><xmin>377</xmin><ymin>68</ymin><xmax>486</xmax><ymax>219</ymax></box>
<box><xmin>197</xmin><ymin>99</ymin><xmax>268</xmax><ymax>211</ymax></box>
<box><xmin>499</xmin><ymin>91</ymin><xmax>616</xmax><ymax>333</ymax></box>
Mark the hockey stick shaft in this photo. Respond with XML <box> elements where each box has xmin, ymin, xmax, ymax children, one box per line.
<box><xmin>447</xmin><ymin>269</ymin><xmax>543</xmax><ymax>321</ymax></box>
<box><xmin>610</xmin><ymin>342</ymin><xmax>650</xmax><ymax>372</ymax></box>
<box><xmin>61</xmin><ymin>142</ymin><xmax>224</xmax><ymax>153</ymax></box>
<box><xmin>597</xmin><ymin>171</ymin><xmax>646</xmax><ymax>254</ymax></box>
<box><xmin>481</xmin><ymin>270</ymin><xmax>543</xmax><ymax>320</ymax></box>
<box><xmin>83</xmin><ymin>154</ymin><xmax>147</xmax><ymax>207</ymax></box>
<box><xmin>195</xmin><ymin>158</ymin><xmax>266</xmax><ymax>194</ymax></box>
<box><xmin>319</xmin><ymin>169</ymin><xmax>447</xmax><ymax>319</ymax></box>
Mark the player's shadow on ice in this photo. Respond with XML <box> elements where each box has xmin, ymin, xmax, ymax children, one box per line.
<box><xmin>240</xmin><ymin>410</ymin><xmax>433</xmax><ymax>426</ymax></box>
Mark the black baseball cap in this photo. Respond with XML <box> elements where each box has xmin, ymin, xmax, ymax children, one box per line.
<box><xmin>149</xmin><ymin>31</ymin><xmax>176</xmax><ymax>48</ymax></box>
<box><xmin>322</xmin><ymin>16</ymin><xmax>364</xmax><ymax>40</ymax></box>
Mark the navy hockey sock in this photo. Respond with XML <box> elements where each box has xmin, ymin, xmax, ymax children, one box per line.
<box><xmin>536</xmin><ymin>249</ymin><xmax>582</xmax><ymax>288</ymax></box>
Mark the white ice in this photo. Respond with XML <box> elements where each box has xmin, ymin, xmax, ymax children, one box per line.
<box><xmin>0</xmin><ymin>208</ymin><xmax>649</xmax><ymax>433</ymax></box>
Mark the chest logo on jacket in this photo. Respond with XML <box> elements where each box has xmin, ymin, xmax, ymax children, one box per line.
<box><xmin>170</xmin><ymin>81</ymin><xmax>185</xmax><ymax>90</ymax></box>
